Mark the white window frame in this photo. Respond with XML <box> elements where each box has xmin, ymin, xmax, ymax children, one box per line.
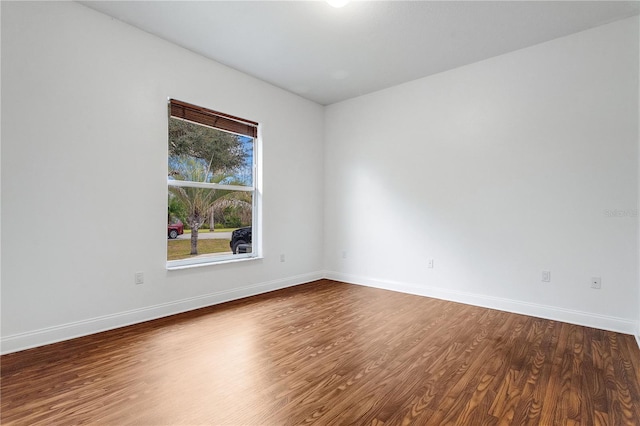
<box><xmin>166</xmin><ymin>100</ymin><xmax>260</xmax><ymax>270</ymax></box>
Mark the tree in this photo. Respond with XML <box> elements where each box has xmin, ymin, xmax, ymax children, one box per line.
<box><xmin>212</xmin><ymin>192</ymin><xmax>252</xmax><ymax>227</ymax></box>
<box><xmin>169</xmin><ymin>156</ymin><xmax>252</xmax><ymax>255</ymax></box>
<box><xmin>169</xmin><ymin>156</ymin><xmax>217</xmax><ymax>255</ymax></box>
<box><xmin>168</xmin><ymin>194</ymin><xmax>186</xmax><ymax>224</ymax></box>
<box><xmin>168</xmin><ymin>118</ymin><xmax>246</xmax><ymax>175</ymax></box>
<box><xmin>168</xmin><ymin>118</ymin><xmax>251</xmax><ymax>256</ymax></box>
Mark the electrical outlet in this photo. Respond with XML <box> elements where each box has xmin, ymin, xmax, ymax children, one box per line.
<box><xmin>427</xmin><ymin>258</ymin><xmax>434</xmax><ymax>268</ymax></box>
<box><xmin>280</xmin><ymin>254</ymin><xmax>285</xmax><ymax>262</ymax></box>
<box><xmin>591</xmin><ymin>277</ymin><xmax>601</xmax><ymax>289</ymax></box>
<box><xmin>542</xmin><ymin>271</ymin><xmax>551</xmax><ymax>282</ymax></box>
<box><xmin>134</xmin><ymin>272</ymin><xmax>144</xmax><ymax>285</ymax></box>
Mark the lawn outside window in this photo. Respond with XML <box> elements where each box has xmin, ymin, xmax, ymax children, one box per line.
<box><xmin>167</xmin><ymin>99</ymin><xmax>259</xmax><ymax>268</ymax></box>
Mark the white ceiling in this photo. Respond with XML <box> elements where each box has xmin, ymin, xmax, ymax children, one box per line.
<box><xmin>80</xmin><ymin>1</ymin><xmax>640</xmax><ymax>105</ymax></box>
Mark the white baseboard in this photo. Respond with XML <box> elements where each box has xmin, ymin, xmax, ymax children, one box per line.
<box><xmin>1</xmin><ymin>271</ymin><xmax>324</xmax><ymax>355</ymax></box>
<box><xmin>324</xmin><ymin>271</ymin><xmax>639</xmax><ymax>336</ymax></box>
<box><xmin>3</xmin><ymin>271</ymin><xmax>638</xmax><ymax>355</ymax></box>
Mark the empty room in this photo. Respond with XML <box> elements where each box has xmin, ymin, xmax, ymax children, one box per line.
<box><xmin>2</xmin><ymin>1</ymin><xmax>639</xmax><ymax>424</ymax></box>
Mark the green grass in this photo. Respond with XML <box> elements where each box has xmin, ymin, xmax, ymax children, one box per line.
<box><xmin>167</xmin><ymin>239</ymin><xmax>231</xmax><ymax>261</ymax></box>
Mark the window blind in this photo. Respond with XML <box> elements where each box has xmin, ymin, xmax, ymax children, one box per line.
<box><xmin>169</xmin><ymin>99</ymin><xmax>258</xmax><ymax>138</ymax></box>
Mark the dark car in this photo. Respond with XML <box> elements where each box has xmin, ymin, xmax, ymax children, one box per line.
<box><xmin>230</xmin><ymin>226</ymin><xmax>252</xmax><ymax>254</ymax></box>
<box><xmin>168</xmin><ymin>221</ymin><xmax>184</xmax><ymax>239</ymax></box>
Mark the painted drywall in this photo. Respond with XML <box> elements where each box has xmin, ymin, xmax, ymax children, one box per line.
<box><xmin>1</xmin><ymin>1</ymin><xmax>324</xmax><ymax>353</ymax></box>
<box><xmin>325</xmin><ymin>17</ymin><xmax>639</xmax><ymax>333</ymax></box>
<box><xmin>2</xmin><ymin>2</ymin><xmax>639</xmax><ymax>354</ymax></box>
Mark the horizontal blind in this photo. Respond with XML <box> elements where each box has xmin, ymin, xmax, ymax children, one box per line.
<box><xmin>169</xmin><ymin>99</ymin><xmax>258</xmax><ymax>138</ymax></box>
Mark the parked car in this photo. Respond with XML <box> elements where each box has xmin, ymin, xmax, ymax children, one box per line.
<box><xmin>168</xmin><ymin>221</ymin><xmax>184</xmax><ymax>239</ymax></box>
<box><xmin>230</xmin><ymin>226</ymin><xmax>252</xmax><ymax>254</ymax></box>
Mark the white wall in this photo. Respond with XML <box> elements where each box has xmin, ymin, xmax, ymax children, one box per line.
<box><xmin>637</xmin><ymin>13</ymin><xmax>640</xmax><ymax>345</ymax></box>
<box><xmin>325</xmin><ymin>17</ymin><xmax>639</xmax><ymax>333</ymax></box>
<box><xmin>2</xmin><ymin>2</ymin><xmax>639</xmax><ymax>354</ymax></box>
<box><xmin>1</xmin><ymin>1</ymin><xmax>325</xmax><ymax>353</ymax></box>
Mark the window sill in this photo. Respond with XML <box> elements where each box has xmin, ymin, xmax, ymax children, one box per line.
<box><xmin>167</xmin><ymin>255</ymin><xmax>262</xmax><ymax>271</ymax></box>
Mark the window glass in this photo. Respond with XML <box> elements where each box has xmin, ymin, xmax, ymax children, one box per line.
<box><xmin>167</xmin><ymin>100</ymin><xmax>258</xmax><ymax>267</ymax></box>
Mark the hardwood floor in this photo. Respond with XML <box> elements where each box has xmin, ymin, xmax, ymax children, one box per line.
<box><xmin>2</xmin><ymin>280</ymin><xmax>639</xmax><ymax>425</ymax></box>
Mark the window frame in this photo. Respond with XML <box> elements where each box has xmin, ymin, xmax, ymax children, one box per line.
<box><xmin>166</xmin><ymin>99</ymin><xmax>260</xmax><ymax>269</ymax></box>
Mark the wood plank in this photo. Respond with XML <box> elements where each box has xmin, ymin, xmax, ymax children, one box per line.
<box><xmin>2</xmin><ymin>280</ymin><xmax>639</xmax><ymax>425</ymax></box>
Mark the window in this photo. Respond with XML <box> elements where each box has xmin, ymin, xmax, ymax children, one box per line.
<box><xmin>167</xmin><ymin>99</ymin><xmax>259</xmax><ymax>268</ymax></box>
